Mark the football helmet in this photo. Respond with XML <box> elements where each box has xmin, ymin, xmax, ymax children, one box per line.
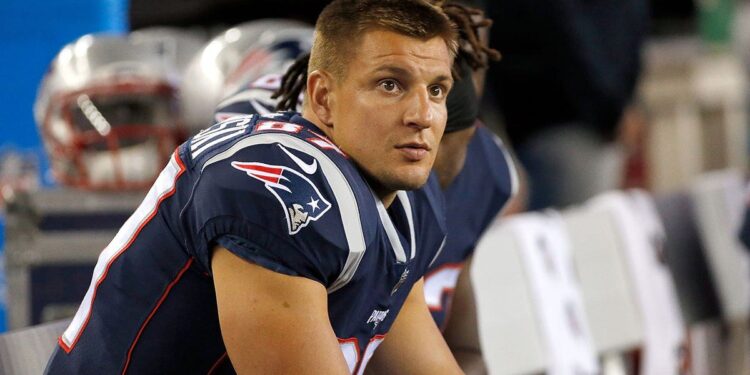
<box><xmin>34</xmin><ymin>29</ymin><xmax>204</xmax><ymax>190</ymax></box>
<box><xmin>182</xmin><ymin>19</ymin><xmax>313</xmax><ymax>134</ymax></box>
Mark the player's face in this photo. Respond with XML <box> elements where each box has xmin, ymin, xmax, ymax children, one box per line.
<box><xmin>329</xmin><ymin>30</ymin><xmax>453</xmax><ymax>201</ymax></box>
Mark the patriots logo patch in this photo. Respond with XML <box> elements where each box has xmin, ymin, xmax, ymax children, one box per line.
<box><xmin>232</xmin><ymin>156</ymin><xmax>332</xmax><ymax>235</ymax></box>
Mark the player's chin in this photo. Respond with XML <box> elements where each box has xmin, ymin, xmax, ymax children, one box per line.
<box><xmin>386</xmin><ymin>165</ymin><xmax>432</xmax><ymax>191</ymax></box>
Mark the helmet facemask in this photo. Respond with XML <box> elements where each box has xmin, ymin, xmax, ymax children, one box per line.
<box><xmin>42</xmin><ymin>81</ymin><xmax>183</xmax><ymax>190</ymax></box>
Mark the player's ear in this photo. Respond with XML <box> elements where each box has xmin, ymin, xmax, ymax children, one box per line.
<box><xmin>306</xmin><ymin>70</ymin><xmax>335</xmax><ymax>127</ymax></box>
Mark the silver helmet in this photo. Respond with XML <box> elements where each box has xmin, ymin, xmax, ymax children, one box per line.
<box><xmin>34</xmin><ymin>29</ymin><xmax>205</xmax><ymax>190</ymax></box>
<box><xmin>182</xmin><ymin>19</ymin><xmax>313</xmax><ymax>134</ymax></box>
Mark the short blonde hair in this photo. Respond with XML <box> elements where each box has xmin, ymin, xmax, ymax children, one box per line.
<box><xmin>308</xmin><ymin>0</ymin><xmax>458</xmax><ymax>80</ymax></box>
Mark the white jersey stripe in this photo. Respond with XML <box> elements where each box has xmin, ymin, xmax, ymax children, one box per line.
<box><xmin>202</xmin><ymin>133</ymin><xmax>366</xmax><ymax>293</ymax></box>
<box><xmin>374</xmin><ymin>191</ymin><xmax>417</xmax><ymax>263</ymax></box>
<box><xmin>192</xmin><ymin>129</ymin><xmax>248</xmax><ymax>157</ymax></box>
<box><xmin>191</xmin><ymin>117</ymin><xmax>251</xmax><ymax>146</ymax></box>
<box><xmin>60</xmin><ymin>151</ymin><xmax>186</xmax><ymax>352</ymax></box>
<box><xmin>397</xmin><ymin>191</ymin><xmax>416</xmax><ymax>260</ymax></box>
<box><xmin>192</xmin><ymin>126</ymin><xmax>249</xmax><ymax>150</ymax></box>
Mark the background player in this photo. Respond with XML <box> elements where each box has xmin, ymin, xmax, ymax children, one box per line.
<box><xmin>422</xmin><ymin>5</ymin><xmax>518</xmax><ymax>374</ymax></box>
<box><xmin>44</xmin><ymin>1</ymin><xmax>463</xmax><ymax>373</ymax></box>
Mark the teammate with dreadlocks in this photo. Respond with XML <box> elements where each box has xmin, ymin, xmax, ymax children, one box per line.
<box><xmin>218</xmin><ymin>2</ymin><xmax>518</xmax><ymax>373</ymax></box>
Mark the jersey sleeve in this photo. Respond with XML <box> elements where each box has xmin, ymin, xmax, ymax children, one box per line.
<box><xmin>415</xmin><ymin>174</ymin><xmax>448</xmax><ymax>272</ymax></box>
<box><xmin>475</xmin><ymin>125</ymin><xmax>520</xmax><ymax>213</ymax></box>
<box><xmin>183</xmin><ymin>136</ymin><xmax>355</xmax><ymax>288</ymax></box>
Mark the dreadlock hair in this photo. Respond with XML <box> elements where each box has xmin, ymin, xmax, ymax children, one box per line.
<box><xmin>439</xmin><ymin>0</ymin><xmax>501</xmax><ymax>70</ymax></box>
<box><xmin>272</xmin><ymin>52</ymin><xmax>310</xmax><ymax>112</ymax></box>
<box><xmin>274</xmin><ymin>0</ymin><xmax>499</xmax><ymax>111</ymax></box>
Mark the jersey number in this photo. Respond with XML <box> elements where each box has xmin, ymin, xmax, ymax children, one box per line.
<box><xmin>339</xmin><ymin>335</ymin><xmax>385</xmax><ymax>374</ymax></box>
<box><xmin>191</xmin><ymin>117</ymin><xmax>252</xmax><ymax>158</ymax></box>
<box><xmin>424</xmin><ymin>264</ymin><xmax>463</xmax><ymax>311</ymax></box>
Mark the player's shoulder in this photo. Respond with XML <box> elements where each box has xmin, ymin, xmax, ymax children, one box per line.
<box><xmin>183</xmin><ymin>112</ymin><xmax>348</xmax><ymax>171</ymax></box>
<box><xmin>182</xmin><ymin>111</ymin><xmax>379</xmax><ymax>242</ymax></box>
<box><xmin>467</xmin><ymin>124</ymin><xmax>519</xmax><ymax>198</ymax></box>
<box><xmin>414</xmin><ymin>173</ymin><xmax>447</xmax><ymax>232</ymax></box>
<box><xmin>189</xmin><ymin>113</ymin><xmax>357</xmax><ymax>199</ymax></box>
<box><xmin>180</xmin><ymin>113</ymin><xmax>380</xmax><ymax>281</ymax></box>
<box><xmin>471</xmin><ymin>124</ymin><xmax>508</xmax><ymax>164</ymax></box>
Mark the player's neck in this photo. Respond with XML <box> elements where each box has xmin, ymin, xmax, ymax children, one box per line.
<box><xmin>373</xmin><ymin>186</ymin><xmax>398</xmax><ymax>208</ymax></box>
<box><xmin>299</xmin><ymin>106</ymin><xmax>327</xmax><ymax>128</ymax></box>
<box><xmin>361</xmin><ymin>172</ymin><xmax>397</xmax><ymax>207</ymax></box>
<box><xmin>299</xmin><ymin>109</ymin><xmax>398</xmax><ymax>208</ymax></box>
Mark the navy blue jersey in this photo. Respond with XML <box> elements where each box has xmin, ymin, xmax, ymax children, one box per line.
<box><xmin>212</xmin><ymin>85</ymin><xmax>519</xmax><ymax>330</ymax></box>
<box><xmin>423</xmin><ymin>124</ymin><xmax>518</xmax><ymax>329</ymax></box>
<box><xmin>45</xmin><ymin>112</ymin><xmax>446</xmax><ymax>375</ymax></box>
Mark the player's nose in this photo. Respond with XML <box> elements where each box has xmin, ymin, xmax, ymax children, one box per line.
<box><xmin>403</xmin><ymin>87</ymin><xmax>436</xmax><ymax>130</ymax></box>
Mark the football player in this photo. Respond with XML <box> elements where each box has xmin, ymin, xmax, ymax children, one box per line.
<box><xmin>217</xmin><ymin>3</ymin><xmax>518</xmax><ymax>374</ymax></box>
<box><xmin>43</xmin><ymin>1</ymin><xmax>462</xmax><ymax>374</ymax></box>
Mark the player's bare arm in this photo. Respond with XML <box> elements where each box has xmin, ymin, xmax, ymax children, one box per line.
<box><xmin>442</xmin><ymin>255</ymin><xmax>487</xmax><ymax>375</ymax></box>
<box><xmin>364</xmin><ymin>278</ymin><xmax>464</xmax><ymax>375</ymax></box>
<box><xmin>212</xmin><ymin>247</ymin><xmax>350</xmax><ymax>374</ymax></box>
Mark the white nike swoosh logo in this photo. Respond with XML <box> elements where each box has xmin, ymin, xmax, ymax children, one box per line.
<box><xmin>279</xmin><ymin>144</ymin><xmax>318</xmax><ymax>174</ymax></box>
